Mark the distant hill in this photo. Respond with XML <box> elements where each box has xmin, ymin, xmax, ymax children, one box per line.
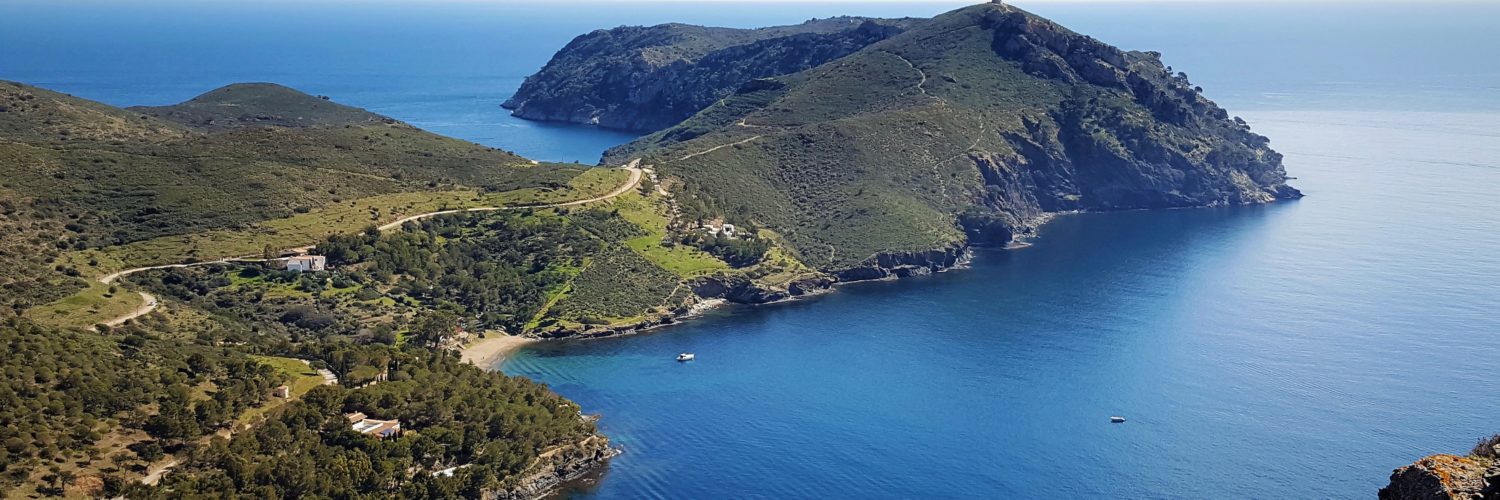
<box><xmin>0</xmin><ymin>81</ymin><xmax>189</xmax><ymax>143</ymax></box>
<box><xmin>130</xmin><ymin>82</ymin><xmax>396</xmax><ymax>131</ymax></box>
<box><xmin>503</xmin><ymin>16</ymin><xmax>922</xmax><ymax>132</ymax></box>
<box><xmin>0</xmin><ymin>81</ymin><xmax>583</xmax><ymax>309</ymax></box>
<box><xmin>602</xmin><ymin>3</ymin><xmax>1300</xmax><ymax>272</ymax></box>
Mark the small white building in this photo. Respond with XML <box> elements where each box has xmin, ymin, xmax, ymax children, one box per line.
<box><xmin>704</xmin><ymin>222</ymin><xmax>738</xmax><ymax>238</ymax></box>
<box><xmin>272</xmin><ymin>385</ymin><xmax>290</xmax><ymax>398</ymax></box>
<box><xmin>285</xmin><ymin>255</ymin><xmax>327</xmax><ymax>272</ymax></box>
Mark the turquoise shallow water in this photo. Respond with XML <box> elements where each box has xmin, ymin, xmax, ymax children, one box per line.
<box><xmin>5</xmin><ymin>1</ymin><xmax>1498</xmax><ymax>497</ymax></box>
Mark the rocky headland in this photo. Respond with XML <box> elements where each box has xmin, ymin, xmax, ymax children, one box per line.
<box><xmin>502</xmin><ymin>1</ymin><xmax>1302</xmax><ymax>341</ymax></box>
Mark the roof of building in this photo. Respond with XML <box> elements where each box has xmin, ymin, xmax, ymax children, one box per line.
<box><xmin>353</xmin><ymin>418</ymin><xmax>400</xmax><ymax>436</ymax></box>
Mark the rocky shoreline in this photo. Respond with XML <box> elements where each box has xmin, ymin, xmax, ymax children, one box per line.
<box><xmin>489</xmin><ymin>435</ymin><xmax>620</xmax><ymax>500</ymax></box>
<box><xmin>529</xmin><ymin>239</ymin><xmax>984</xmax><ymax>342</ymax></box>
<box><xmin>523</xmin><ymin>208</ymin><xmax>1086</xmax><ymax>343</ymax></box>
<box><xmin>1380</xmin><ymin>435</ymin><xmax>1500</xmax><ymax>499</ymax></box>
<box><xmin>523</xmin><ymin>202</ymin><xmax>1300</xmax><ymax>344</ymax></box>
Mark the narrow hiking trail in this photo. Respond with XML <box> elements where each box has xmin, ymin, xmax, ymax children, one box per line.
<box><xmin>673</xmin><ymin>136</ymin><xmax>762</xmax><ymax>162</ymax></box>
<box><xmin>886</xmin><ymin>50</ymin><xmax>935</xmax><ymax>101</ymax></box>
<box><xmin>376</xmin><ymin>161</ymin><xmax>642</xmax><ymax>230</ymax></box>
<box><xmin>90</xmin><ymin>163</ymin><xmax>644</xmax><ymax>329</ymax></box>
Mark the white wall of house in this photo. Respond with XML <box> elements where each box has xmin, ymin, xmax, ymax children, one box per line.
<box><xmin>286</xmin><ymin>255</ymin><xmax>327</xmax><ymax>272</ymax></box>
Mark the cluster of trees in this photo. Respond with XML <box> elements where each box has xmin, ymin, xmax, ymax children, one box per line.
<box><xmin>138</xmin><ymin>359</ymin><xmax>282</xmax><ymax>445</ymax></box>
<box><xmin>315</xmin><ymin>213</ymin><xmax>600</xmax><ymax>332</ymax></box>
<box><xmin>566</xmin><ymin>207</ymin><xmax>647</xmax><ymax>242</ymax></box>
<box><xmin>679</xmin><ymin>230</ymin><xmax>771</xmax><ymax>268</ymax></box>
<box><xmin>132</xmin><ymin>265</ymin><xmax>359</xmax><ymax>342</ymax></box>
<box><xmin>0</xmin><ymin>317</ymin><xmax>279</xmax><ymax>494</ymax></box>
<box><xmin>3</xmin><ymin>309</ymin><xmax>602</xmax><ymax>496</ymax></box>
<box><xmin>133</xmin><ymin>207</ymin><xmax>697</xmax><ymax>345</ymax></box>
<box><xmin>0</xmin><ymin>199</ymin><xmax>87</xmax><ymax>313</ymax></box>
<box><xmin>0</xmin><ymin>213</ymin><xmax>641</xmax><ymax>496</ymax></box>
<box><xmin>552</xmin><ymin>245</ymin><xmax>682</xmax><ymax>325</ymax></box>
<box><xmin>141</xmin><ymin>346</ymin><xmax>597</xmax><ymax>497</ymax></box>
<box><xmin>132</xmin><ymin>211</ymin><xmax>615</xmax><ymax>343</ymax></box>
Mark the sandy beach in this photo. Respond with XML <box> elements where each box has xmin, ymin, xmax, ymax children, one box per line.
<box><xmin>461</xmin><ymin>333</ymin><xmax>537</xmax><ymax>368</ymax></box>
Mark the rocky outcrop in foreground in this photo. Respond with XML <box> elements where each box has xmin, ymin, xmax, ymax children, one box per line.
<box><xmin>1381</xmin><ymin>436</ymin><xmax>1500</xmax><ymax>499</ymax></box>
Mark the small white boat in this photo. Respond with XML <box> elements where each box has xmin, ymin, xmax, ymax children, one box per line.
<box><xmin>676</xmin><ymin>353</ymin><xmax>695</xmax><ymax>362</ymax></box>
<box><xmin>1110</xmin><ymin>416</ymin><xmax>1126</xmax><ymax>423</ymax></box>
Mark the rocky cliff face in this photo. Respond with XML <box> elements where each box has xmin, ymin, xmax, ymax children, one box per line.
<box><xmin>972</xmin><ymin>8</ymin><xmax>1301</xmax><ymax>214</ymax></box>
<box><xmin>835</xmin><ymin>244</ymin><xmax>970</xmax><ymax>282</ymax></box>
<box><xmin>503</xmin><ymin>18</ymin><xmax>917</xmax><ymax>132</ymax></box>
<box><xmin>1381</xmin><ymin>436</ymin><xmax>1500</xmax><ymax>499</ymax></box>
<box><xmin>489</xmin><ymin>435</ymin><xmax>618</xmax><ymax>500</ymax></box>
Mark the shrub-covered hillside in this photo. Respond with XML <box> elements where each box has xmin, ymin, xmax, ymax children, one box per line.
<box><xmin>602</xmin><ymin>3</ymin><xmax>1300</xmax><ymax>271</ymax></box>
<box><xmin>503</xmin><ymin>16</ymin><xmax>922</xmax><ymax>132</ymax></box>
<box><xmin>0</xmin><ymin>81</ymin><xmax>591</xmax><ymax>311</ymax></box>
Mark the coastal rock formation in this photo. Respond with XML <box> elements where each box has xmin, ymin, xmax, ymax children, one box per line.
<box><xmin>1381</xmin><ymin>436</ymin><xmax>1500</xmax><ymax>499</ymax></box>
<box><xmin>490</xmin><ymin>436</ymin><xmax>619</xmax><ymax>500</ymax></box>
<box><xmin>787</xmin><ymin>276</ymin><xmax>835</xmax><ymax>296</ymax></box>
<box><xmin>836</xmin><ymin>245</ymin><xmax>970</xmax><ymax>282</ymax></box>
<box><xmin>599</xmin><ymin>2</ymin><xmax>1300</xmax><ymax>272</ymax></box>
<box><xmin>692</xmin><ymin>274</ymin><xmax>789</xmax><ymax>304</ymax></box>
<box><xmin>503</xmin><ymin>17</ymin><xmax>918</xmax><ymax>132</ymax></box>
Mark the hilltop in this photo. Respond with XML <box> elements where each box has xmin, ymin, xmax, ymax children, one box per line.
<box><xmin>596</xmin><ymin>3</ymin><xmax>1299</xmax><ymax>273</ymax></box>
<box><xmin>503</xmin><ymin>16</ymin><xmax>922</xmax><ymax>132</ymax></box>
<box><xmin>130</xmin><ymin>82</ymin><xmax>396</xmax><ymax>130</ymax></box>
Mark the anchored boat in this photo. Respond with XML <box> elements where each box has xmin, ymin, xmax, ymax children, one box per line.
<box><xmin>677</xmin><ymin>353</ymin><xmax>695</xmax><ymax>362</ymax></box>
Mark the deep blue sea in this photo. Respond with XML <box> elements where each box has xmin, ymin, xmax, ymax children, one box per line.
<box><xmin>5</xmin><ymin>1</ymin><xmax>1498</xmax><ymax>498</ymax></box>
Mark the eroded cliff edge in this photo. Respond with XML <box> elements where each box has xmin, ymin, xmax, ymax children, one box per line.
<box><xmin>1380</xmin><ymin>436</ymin><xmax>1500</xmax><ymax>500</ymax></box>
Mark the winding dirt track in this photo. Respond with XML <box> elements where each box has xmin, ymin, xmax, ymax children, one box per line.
<box><xmin>377</xmin><ymin>161</ymin><xmax>641</xmax><ymax>230</ymax></box>
<box><xmin>92</xmin><ymin>163</ymin><xmax>642</xmax><ymax>330</ymax></box>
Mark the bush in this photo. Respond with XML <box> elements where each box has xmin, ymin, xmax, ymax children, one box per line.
<box><xmin>1472</xmin><ymin>435</ymin><xmax>1500</xmax><ymax>459</ymax></box>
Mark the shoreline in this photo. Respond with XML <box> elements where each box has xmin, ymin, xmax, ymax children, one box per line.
<box><xmin>461</xmin><ymin>333</ymin><xmax>537</xmax><ymax>368</ymax></box>
<box><xmin>486</xmin><ymin>202</ymin><xmax>1294</xmax><ymax>349</ymax></box>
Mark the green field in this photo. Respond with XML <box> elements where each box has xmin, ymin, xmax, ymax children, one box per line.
<box><xmin>24</xmin><ymin>279</ymin><xmax>145</xmax><ymax>330</ymax></box>
<box><xmin>235</xmin><ymin>356</ymin><xmax>326</xmax><ymax>428</ymax></box>
<box><xmin>608</xmin><ymin>191</ymin><xmax>728</xmax><ymax>277</ymax></box>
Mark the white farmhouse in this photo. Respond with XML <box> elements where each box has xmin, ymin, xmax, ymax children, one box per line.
<box><xmin>285</xmin><ymin>255</ymin><xmax>327</xmax><ymax>272</ymax></box>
